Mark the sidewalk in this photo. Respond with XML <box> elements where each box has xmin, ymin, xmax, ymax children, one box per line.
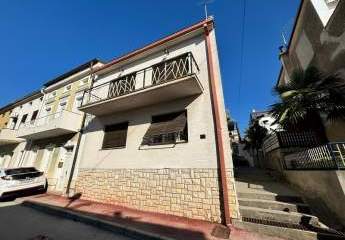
<box><xmin>20</xmin><ymin>193</ymin><xmax>283</xmax><ymax>240</ymax></box>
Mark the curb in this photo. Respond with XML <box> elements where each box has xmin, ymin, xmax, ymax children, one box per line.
<box><xmin>22</xmin><ymin>201</ymin><xmax>175</xmax><ymax>240</ymax></box>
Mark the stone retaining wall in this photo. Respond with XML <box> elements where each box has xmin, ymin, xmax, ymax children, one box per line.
<box><xmin>75</xmin><ymin>168</ymin><xmax>239</xmax><ymax>223</ymax></box>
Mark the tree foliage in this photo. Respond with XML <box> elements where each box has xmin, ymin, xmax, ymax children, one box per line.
<box><xmin>270</xmin><ymin>67</ymin><xmax>345</xmax><ymax>141</ymax></box>
<box><xmin>244</xmin><ymin>119</ymin><xmax>268</xmax><ymax>151</ymax></box>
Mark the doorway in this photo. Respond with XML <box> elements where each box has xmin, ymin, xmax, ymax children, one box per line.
<box><xmin>55</xmin><ymin>147</ymin><xmax>73</xmax><ymax>192</ymax></box>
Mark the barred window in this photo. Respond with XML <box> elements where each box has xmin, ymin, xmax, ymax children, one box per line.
<box><xmin>102</xmin><ymin>122</ymin><xmax>128</xmax><ymax>149</ymax></box>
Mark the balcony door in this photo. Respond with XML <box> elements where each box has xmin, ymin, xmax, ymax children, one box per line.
<box><xmin>73</xmin><ymin>92</ymin><xmax>83</xmax><ymax>113</ymax></box>
<box><xmin>57</xmin><ymin>97</ymin><xmax>68</xmax><ymax>118</ymax></box>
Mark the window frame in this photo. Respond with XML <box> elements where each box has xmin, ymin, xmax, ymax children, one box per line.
<box><xmin>63</xmin><ymin>84</ymin><xmax>72</xmax><ymax>93</ymax></box>
<box><xmin>101</xmin><ymin>122</ymin><xmax>129</xmax><ymax>150</ymax></box>
<box><xmin>143</xmin><ymin>110</ymin><xmax>188</xmax><ymax>146</ymax></box>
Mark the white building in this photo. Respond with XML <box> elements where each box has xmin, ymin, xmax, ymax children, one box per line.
<box><xmin>250</xmin><ymin>110</ymin><xmax>279</xmax><ymax>133</ymax></box>
<box><xmin>75</xmin><ymin>18</ymin><xmax>239</xmax><ymax>224</ymax></box>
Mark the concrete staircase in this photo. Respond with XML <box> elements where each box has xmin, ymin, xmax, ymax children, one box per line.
<box><xmin>233</xmin><ymin>168</ymin><xmax>345</xmax><ymax>240</ymax></box>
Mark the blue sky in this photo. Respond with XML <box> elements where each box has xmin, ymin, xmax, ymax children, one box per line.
<box><xmin>0</xmin><ymin>0</ymin><xmax>299</xmax><ymax>133</ymax></box>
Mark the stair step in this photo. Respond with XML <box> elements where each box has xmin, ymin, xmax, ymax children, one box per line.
<box><xmin>238</xmin><ymin>192</ymin><xmax>304</xmax><ymax>203</ymax></box>
<box><xmin>239</xmin><ymin>206</ymin><xmax>319</xmax><ymax>226</ymax></box>
<box><xmin>238</xmin><ymin>198</ymin><xmax>311</xmax><ymax>214</ymax></box>
<box><xmin>233</xmin><ymin>219</ymin><xmax>345</xmax><ymax>240</ymax></box>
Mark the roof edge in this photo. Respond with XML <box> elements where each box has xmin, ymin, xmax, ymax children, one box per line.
<box><xmin>95</xmin><ymin>17</ymin><xmax>214</xmax><ymax>74</ymax></box>
<box><xmin>43</xmin><ymin>58</ymin><xmax>103</xmax><ymax>88</ymax></box>
<box><xmin>0</xmin><ymin>90</ymin><xmax>42</xmax><ymax>113</ymax></box>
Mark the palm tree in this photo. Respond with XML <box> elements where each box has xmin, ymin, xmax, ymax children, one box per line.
<box><xmin>271</xmin><ymin>67</ymin><xmax>345</xmax><ymax>142</ymax></box>
<box><xmin>244</xmin><ymin>119</ymin><xmax>268</xmax><ymax>165</ymax></box>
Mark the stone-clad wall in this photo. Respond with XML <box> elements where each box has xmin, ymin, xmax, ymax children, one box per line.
<box><xmin>75</xmin><ymin>168</ymin><xmax>239</xmax><ymax>223</ymax></box>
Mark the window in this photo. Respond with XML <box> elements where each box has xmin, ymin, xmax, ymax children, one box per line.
<box><xmin>64</xmin><ymin>85</ymin><xmax>72</xmax><ymax>92</ymax></box>
<box><xmin>80</xmin><ymin>78</ymin><xmax>89</xmax><ymax>86</ymax></box>
<box><xmin>31</xmin><ymin>110</ymin><xmax>39</xmax><ymax>122</ymax></box>
<box><xmin>102</xmin><ymin>122</ymin><xmax>128</xmax><ymax>149</ymax></box>
<box><xmin>20</xmin><ymin>114</ymin><xmax>28</xmax><ymax>124</ymax></box>
<box><xmin>325</xmin><ymin>0</ymin><xmax>338</xmax><ymax>6</ymax></box>
<box><xmin>142</xmin><ymin>111</ymin><xmax>188</xmax><ymax>146</ymax></box>
<box><xmin>10</xmin><ymin>116</ymin><xmax>18</xmax><ymax>129</ymax></box>
<box><xmin>73</xmin><ymin>93</ymin><xmax>83</xmax><ymax>111</ymax></box>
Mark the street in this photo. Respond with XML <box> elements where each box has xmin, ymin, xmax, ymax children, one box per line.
<box><xmin>0</xmin><ymin>200</ymin><xmax>134</xmax><ymax>240</ymax></box>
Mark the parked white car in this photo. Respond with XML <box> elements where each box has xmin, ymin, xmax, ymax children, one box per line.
<box><xmin>0</xmin><ymin>167</ymin><xmax>47</xmax><ymax>199</ymax></box>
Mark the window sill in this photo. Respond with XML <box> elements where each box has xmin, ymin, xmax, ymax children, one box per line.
<box><xmin>100</xmin><ymin>146</ymin><xmax>126</xmax><ymax>150</ymax></box>
<box><xmin>140</xmin><ymin>141</ymin><xmax>187</xmax><ymax>150</ymax></box>
<box><xmin>45</xmin><ymin>97</ymin><xmax>56</xmax><ymax>104</ymax></box>
<box><xmin>60</xmin><ymin>92</ymin><xmax>71</xmax><ymax>99</ymax></box>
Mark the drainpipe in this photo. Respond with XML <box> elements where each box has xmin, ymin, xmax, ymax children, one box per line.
<box><xmin>203</xmin><ymin>19</ymin><xmax>232</xmax><ymax>226</ymax></box>
<box><xmin>65</xmin><ymin>63</ymin><xmax>95</xmax><ymax>196</ymax></box>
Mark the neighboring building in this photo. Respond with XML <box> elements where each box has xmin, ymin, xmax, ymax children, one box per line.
<box><xmin>250</xmin><ymin>110</ymin><xmax>279</xmax><ymax>134</ymax></box>
<box><xmin>0</xmin><ymin>18</ymin><xmax>239</xmax><ymax>225</ymax></box>
<box><xmin>0</xmin><ymin>107</ymin><xmax>12</xmax><ymax>130</ymax></box>
<box><xmin>278</xmin><ymin>0</ymin><xmax>345</xmax><ymax>141</ymax></box>
<box><xmin>75</xmin><ymin>18</ymin><xmax>239</xmax><ymax>224</ymax></box>
<box><xmin>0</xmin><ymin>91</ymin><xmax>43</xmax><ymax>169</ymax></box>
<box><xmin>14</xmin><ymin>59</ymin><xmax>103</xmax><ymax>194</ymax></box>
<box><xmin>274</xmin><ymin>0</ymin><xmax>345</xmax><ymax>227</ymax></box>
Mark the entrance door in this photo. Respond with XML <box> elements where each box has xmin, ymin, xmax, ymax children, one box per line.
<box><xmin>24</xmin><ymin>149</ymin><xmax>38</xmax><ymax>167</ymax></box>
<box><xmin>0</xmin><ymin>154</ymin><xmax>5</xmax><ymax>167</ymax></box>
<box><xmin>40</xmin><ymin>148</ymin><xmax>53</xmax><ymax>172</ymax></box>
<box><xmin>17</xmin><ymin>150</ymin><xmax>25</xmax><ymax>167</ymax></box>
<box><xmin>3</xmin><ymin>153</ymin><xmax>13</xmax><ymax>168</ymax></box>
<box><xmin>56</xmin><ymin>147</ymin><xmax>73</xmax><ymax>192</ymax></box>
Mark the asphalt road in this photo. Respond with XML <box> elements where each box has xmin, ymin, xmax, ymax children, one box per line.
<box><xmin>0</xmin><ymin>200</ymin><xmax>134</xmax><ymax>240</ymax></box>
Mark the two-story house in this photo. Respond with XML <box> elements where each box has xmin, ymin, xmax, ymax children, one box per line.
<box><xmin>15</xmin><ymin>59</ymin><xmax>103</xmax><ymax>193</ymax></box>
<box><xmin>0</xmin><ymin>91</ymin><xmax>43</xmax><ymax>168</ymax></box>
<box><xmin>75</xmin><ymin>17</ymin><xmax>239</xmax><ymax>224</ymax></box>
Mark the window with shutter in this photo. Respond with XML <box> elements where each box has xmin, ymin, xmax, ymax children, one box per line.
<box><xmin>102</xmin><ymin>122</ymin><xmax>129</xmax><ymax>149</ymax></box>
<box><xmin>142</xmin><ymin>111</ymin><xmax>188</xmax><ymax>145</ymax></box>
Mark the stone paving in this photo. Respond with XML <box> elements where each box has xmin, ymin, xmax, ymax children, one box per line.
<box><xmin>19</xmin><ymin>193</ymin><xmax>284</xmax><ymax>240</ymax></box>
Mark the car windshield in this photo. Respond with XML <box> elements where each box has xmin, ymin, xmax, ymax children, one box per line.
<box><xmin>5</xmin><ymin>168</ymin><xmax>38</xmax><ymax>176</ymax></box>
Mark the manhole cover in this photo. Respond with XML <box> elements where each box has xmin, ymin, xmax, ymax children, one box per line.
<box><xmin>211</xmin><ymin>224</ymin><xmax>230</xmax><ymax>239</ymax></box>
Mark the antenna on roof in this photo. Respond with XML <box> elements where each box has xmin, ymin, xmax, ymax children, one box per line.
<box><xmin>198</xmin><ymin>0</ymin><xmax>214</xmax><ymax>19</ymax></box>
<box><xmin>281</xmin><ymin>18</ymin><xmax>294</xmax><ymax>47</ymax></box>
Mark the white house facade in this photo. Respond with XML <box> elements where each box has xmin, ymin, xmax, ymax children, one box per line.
<box><xmin>75</xmin><ymin>18</ymin><xmax>239</xmax><ymax>224</ymax></box>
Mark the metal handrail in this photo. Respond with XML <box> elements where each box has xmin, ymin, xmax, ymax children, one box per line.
<box><xmin>262</xmin><ymin>131</ymin><xmax>321</xmax><ymax>153</ymax></box>
<box><xmin>283</xmin><ymin>142</ymin><xmax>345</xmax><ymax>170</ymax></box>
<box><xmin>81</xmin><ymin>52</ymin><xmax>200</xmax><ymax>107</ymax></box>
<box><xmin>18</xmin><ymin>110</ymin><xmax>82</xmax><ymax>129</ymax></box>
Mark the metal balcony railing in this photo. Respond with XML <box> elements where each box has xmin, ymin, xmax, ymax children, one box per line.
<box><xmin>262</xmin><ymin>131</ymin><xmax>321</xmax><ymax>153</ymax></box>
<box><xmin>18</xmin><ymin>110</ymin><xmax>81</xmax><ymax>130</ymax></box>
<box><xmin>283</xmin><ymin>142</ymin><xmax>345</xmax><ymax>170</ymax></box>
<box><xmin>81</xmin><ymin>52</ymin><xmax>199</xmax><ymax>107</ymax></box>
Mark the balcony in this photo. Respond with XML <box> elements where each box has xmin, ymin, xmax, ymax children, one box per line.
<box><xmin>79</xmin><ymin>53</ymin><xmax>203</xmax><ymax>116</ymax></box>
<box><xmin>16</xmin><ymin>110</ymin><xmax>83</xmax><ymax>140</ymax></box>
<box><xmin>0</xmin><ymin>128</ymin><xmax>23</xmax><ymax>146</ymax></box>
<box><xmin>262</xmin><ymin>131</ymin><xmax>321</xmax><ymax>153</ymax></box>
